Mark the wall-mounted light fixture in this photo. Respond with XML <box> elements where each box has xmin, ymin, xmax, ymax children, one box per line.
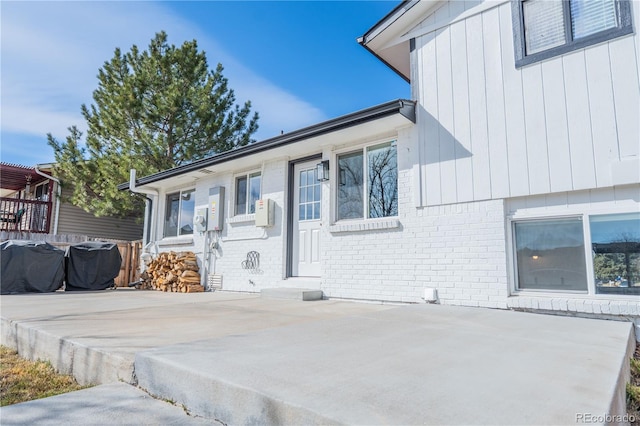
<box><xmin>316</xmin><ymin>160</ymin><xmax>329</xmax><ymax>182</ymax></box>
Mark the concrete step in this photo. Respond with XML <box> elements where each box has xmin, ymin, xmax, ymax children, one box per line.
<box><xmin>260</xmin><ymin>287</ymin><xmax>323</xmax><ymax>301</ymax></box>
<box><xmin>0</xmin><ymin>382</ymin><xmax>209</xmax><ymax>425</ymax></box>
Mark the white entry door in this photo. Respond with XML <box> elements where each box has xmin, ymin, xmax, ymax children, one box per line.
<box><xmin>292</xmin><ymin>161</ymin><xmax>322</xmax><ymax>277</ymax></box>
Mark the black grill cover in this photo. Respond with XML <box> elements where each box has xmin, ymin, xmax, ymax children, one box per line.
<box><xmin>65</xmin><ymin>242</ymin><xmax>122</xmax><ymax>291</ymax></box>
<box><xmin>0</xmin><ymin>240</ymin><xmax>65</xmax><ymax>294</ymax></box>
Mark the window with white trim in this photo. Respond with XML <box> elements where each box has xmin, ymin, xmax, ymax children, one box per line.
<box><xmin>513</xmin><ymin>0</ymin><xmax>633</xmax><ymax>67</ymax></box>
<box><xmin>512</xmin><ymin>212</ymin><xmax>640</xmax><ymax>296</ymax></box>
<box><xmin>337</xmin><ymin>141</ymin><xmax>398</xmax><ymax>221</ymax></box>
<box><xmin>163</xmin><ymin>189</ymin><xmax>195</xmax><ymax>237</ymax></box>
<box><xmin>235</xmin><ymin>172</ymin><xmax>261</xmax><ymax>215</ymax></box>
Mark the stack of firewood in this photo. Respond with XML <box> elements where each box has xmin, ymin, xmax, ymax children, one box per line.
<box><xmin>140</xmin><ymin>251</ymin><xmax>204</xmax><ymax>293</ymax></box>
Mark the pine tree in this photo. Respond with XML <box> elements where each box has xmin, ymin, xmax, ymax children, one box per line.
<box><xmin>48</xmin><ymin>31</ymin><xmax>259</xmax><ymax>217</ymax></box>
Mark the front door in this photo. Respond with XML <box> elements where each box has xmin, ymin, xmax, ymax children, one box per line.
<box><xmin>292</xmin><ymin>161</ymin><xmax>322</xmax><ymax>277</ymax></box>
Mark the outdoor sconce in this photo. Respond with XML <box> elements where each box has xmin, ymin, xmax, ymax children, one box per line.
<box><xmin>316</xmin><ymin>160</ymin><xmax>329</xmax><ymax>182</ymax></box>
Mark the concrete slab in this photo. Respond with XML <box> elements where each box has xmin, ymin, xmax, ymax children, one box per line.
<box><xmin>0</xmin><ymin>290</ymin><xmax>635</xmax><ymax>425</ymax></box>
<box><xmin>261</xmin><ymin>287</ymin><xmax>323</xmax><ymax>301</ymax></box>
<box><xmin>0</xmin><ymin>289</ymin><xmax>390</xmax><ymax>384</ymax></box>
<box><xmin>0</xmin><ymin>382</ymin><xmax>209</xmax><ymax>425</ymax></box>
<box><xmin>134</xmin><ymin>305</ymin><xmax>635</xmax><ymax>425</ymax></box>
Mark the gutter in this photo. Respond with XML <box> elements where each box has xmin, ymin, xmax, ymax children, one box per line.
<box><xmin>34</xmin><ymin>165</ymin><xmax>61</xmax><ymax>235</ymax></box>
<box><xmin>117</xmin><ymin>99</ymin><xmax>416</xmax><ymax>189</ymax></box>
<box><xmin>129</xmin><ymin>169</ymin><xmax>158</xmax><ymax>245</ymax></box>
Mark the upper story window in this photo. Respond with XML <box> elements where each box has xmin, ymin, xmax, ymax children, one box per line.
<box><xmin>513</xmin><ymin>0</ymin><xmax>633</xmax><ymax>67</ymax></box>
<box><xmin>235</xmin><ymin>172</ymin><xmax>261</xmax><ymax>215</ymax></box>
<box><xmin>337</xmin><ymin>141</ymin><xmax>398</xmax><ymax>221</ymax></box>
<box><xmin>164</xmin><ymin>189</ymin><xmax>195</xmax><ymax>237</ymax></box>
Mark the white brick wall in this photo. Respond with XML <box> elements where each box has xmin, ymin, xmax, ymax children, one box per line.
<box><xmin>153</xmin><ymin>159</ymin><xmax>289</xmax><ymax>294</ymax></box>
<box><xmin>321</xmin><ymin>195</ymin><xmax>509</xmax><ymax>305</ymax></box>
<box><xmin>205</xmin><ymin>159</ymin><xmax>288</xmax><ymax>293</ymax></box>
<box><xmin>148</xmin><ymin>128</ymin><xmax>638</xmax><ymax>333</ymax></box>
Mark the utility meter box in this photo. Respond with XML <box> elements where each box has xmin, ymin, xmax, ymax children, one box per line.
<box><xmin>208</xmin><ymin>187</ymin><xmax>225</xmax><ymax>231</ymax></box>
<box><xmin>255</xmin><ymin>199</ymin><xmax>275</xmax><ymax>227</ymax></box>
<box><xmin>193</xmin><ymin>206</ymin><xmax>208</xmax><ymax>233</ymax></box>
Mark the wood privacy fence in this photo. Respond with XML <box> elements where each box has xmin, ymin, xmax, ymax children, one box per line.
<box><xmin>0</xmin><ymin>232</ymin><xmax>142</xmax><ymax>287</ymax></box>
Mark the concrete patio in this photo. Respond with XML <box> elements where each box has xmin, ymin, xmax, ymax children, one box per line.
<box><xmin>0</xmin><ymin>289</ymin><xmax>635</xmax><ymax>425</ymax></box>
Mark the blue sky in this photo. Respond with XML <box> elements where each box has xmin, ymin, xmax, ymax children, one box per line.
<box><xmin>1</xmin><ymin>1</ymin><xmax>408</xmax><ymax>167</ymax></box>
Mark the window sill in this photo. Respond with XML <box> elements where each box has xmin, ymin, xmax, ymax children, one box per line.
<box><xmin>157</xmin><ymin>236</ymin><xmax>194</xmax><ymax>247</ymax></box>
<box><xmin>329</xmin><ymin>218</ymin><xmax>400</xmax><ymax>233</ymax></box>
<box><xmin>227</xmin><ymin>214</ymin><xmax>256</xmax><ymax>225</ymax></box>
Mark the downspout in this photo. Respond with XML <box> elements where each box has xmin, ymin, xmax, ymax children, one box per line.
<box><xmin>129</xmin><ymin>169</ymin><xmax>159</xmax><ymax>245</ymax></box>
<box><xmin>34</xmin><ymin>165</ymin><xmax>61</xmax><ymax>235</ymax></box>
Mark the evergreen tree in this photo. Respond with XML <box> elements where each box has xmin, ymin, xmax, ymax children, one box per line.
<box><xmin>48</xmin><ymin>31</ymin><xmax>259</xmax><ymax>217</ymax></box>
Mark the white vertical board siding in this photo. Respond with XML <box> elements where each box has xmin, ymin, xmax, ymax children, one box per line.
<box><xmin>465</xmin><ymin>14</ymin><xmax>492</xmax><ymax>201</ymax></box>
<box><xmin>521</xmin><ymin>65</ymin><xmax>552</xmax><ymax>194</ymax></box>
<box><xmin>482</xmin><ymin>7</ymin><xmax>510</xmax><ymax>199</ymax></box>
<box><xmin>450</xmin><ymin>16</ymin><xmax>475</xmax><ymax>202</ymax></box>
<box><xmin>541</xmin><ymin>59</ymin><xmax>573</xmax><ymax>192</ymax></box>
<box><xmin>609</xmin><ymin>36</ymin><xmax>640</xmax><ymax>159</ymax></box>
<box><xmin>563</xmin><ymin>51</ymin><xmax>597</xmax><ymax>190</ymax></box>
<box><xmin>420</xmin><ymin>31</ymin><xmax>442</xmax><ymax>206</ymax></box>
<box><xmin>498</xmin><ymin>4</ymin><xmax>529</xmax><ymax>196</ymax></box>
<box><xmin>585</xmin><ymin>44</ymin><xmax>619</xmax><ymax>188</ymax></box>
<box><xmin>413</xmin><ymin>0</ymin><xmax>639</xmax><ymax>206</ymax></box>
<box><xmin>436</xmin><ymin>26</ymin><xmax>458</xmax><ymax>204</ymax></box>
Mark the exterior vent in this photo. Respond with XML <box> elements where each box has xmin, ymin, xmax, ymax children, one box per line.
<box><xmin>199</xmin><ymin>169</ymin><xmax>214</xmax><ymax>175</ymax></box>
<box><xmin>207</xmin><ymin>274</ymin><xmax>223</xmax><ymax>291</ymax></box>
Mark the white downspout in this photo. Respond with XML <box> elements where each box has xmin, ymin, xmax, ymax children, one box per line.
<box><xmin>34</xmin><ymin>165</ymin><xmax>61</xmax><ymax>235</ymax></box>
<box><xmin>129</xmin><ymin>169</ymin><xmax>159</xmax><ymax>244</ymax></box>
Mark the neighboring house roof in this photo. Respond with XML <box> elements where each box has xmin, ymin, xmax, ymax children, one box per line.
<box><xmin>0</xmin><ymin>162</ymin><xmax>48</xmax><ymax>194</ymax></box>
<box><xmin>119</xmin><ymin>99</ymin><xmax>416</xmax><ymax>190</ymax></box>
<box><xmin>358</xmin><ymin>0</ymin><xmax>439</xmax><ymax>82</ymax></box>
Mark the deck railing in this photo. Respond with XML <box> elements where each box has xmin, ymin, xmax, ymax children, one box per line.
<box><xmin>0</xmin><ymin>197</ymin><xmax>52</xmax><ymax>233</ymax></box>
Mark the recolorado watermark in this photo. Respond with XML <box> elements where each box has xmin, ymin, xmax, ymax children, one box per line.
<box><xmin>576</xmin><ymin>413</ymin><xmax>636</xmax><ymax>423</ymax></box>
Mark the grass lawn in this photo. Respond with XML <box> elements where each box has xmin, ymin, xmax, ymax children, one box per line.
<box><xmin>629</xmin><ymin>344</ymin><xmax>640</xmax><ymax>425</ymax></box>
<box><xmin>0</xmin><ymin>346</ymin><xmax>89</xmax><ymax>406</ymax></box>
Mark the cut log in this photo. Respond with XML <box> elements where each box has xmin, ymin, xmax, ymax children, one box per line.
<box><xmin>185</xmin><ymin>284</ymin><xmax>204</xmax><ymax>293</ymax></box>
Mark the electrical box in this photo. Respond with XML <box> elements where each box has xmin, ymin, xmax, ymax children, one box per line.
<box><xmin>194</xmin><ymin>206</ymin><xmax>208</xmax><ymax>233</ymax></box>
<box><xmin>255</xmin><ymin>198</ymin><xmax>275</xmax><ymax>227</ymax></box>
<box><xmin>208</xmin><ymin>187</ymin><xmax>225</xmax><ymax>231</ymax></box>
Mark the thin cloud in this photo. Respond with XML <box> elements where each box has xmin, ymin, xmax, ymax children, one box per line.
<box><xmin>0</xmin><ymin>1</ymin><xmax>326</xmax><ymax>165</ymax></box>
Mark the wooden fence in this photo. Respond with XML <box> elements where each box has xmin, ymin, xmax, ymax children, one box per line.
<box><xmin>0</xmin><ymin>232</ymin><xmax>141</xmax><ymax>287</ymax></box>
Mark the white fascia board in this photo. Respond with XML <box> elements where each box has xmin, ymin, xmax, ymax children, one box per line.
<box><xmin>138</xmin><ymin>114</ymin><xmax>415</xmax><ymax>192</ymax></box>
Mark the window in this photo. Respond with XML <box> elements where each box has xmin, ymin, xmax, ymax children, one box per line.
<box><xmin>34</xmin><ymin>182</ymin><xmax>49</xmax><ymax>201</ymax></box>
<box><xmin>337</xmin><ymin>141</ymin><xmax>397</xmax><ymax>221</ymax></box>
<box><xmin>299</xmin><ymin>168</ymin><xmax>321</xmax><ymax>221</ymax></box>
<box><xmin>163</xmin><ymin>189</ymin><xmax>195</xmax><ymax>237</ymax></box>
<box><xmin>514</xmin><ymin>218</ymin><xmax>588</xmax><ymax>292</ymax></box>
<box><xmin>512</xmin><ymin>212</ymin><xmax>640</xmax><ymax>295</ymax></box>
<box><xmin>513</xmin><ymin>0</ymin><xmax>633</xmax><ymax>67</ymax></box>
<box><xmin>590</xmin><ymin>213</ymin><xmax>640</xmax><ymax>295</ymax></box>
<box><xmin>235</xmin><ymin>172</ymin><xmax>261</xmax><ymax>215</ymax></box>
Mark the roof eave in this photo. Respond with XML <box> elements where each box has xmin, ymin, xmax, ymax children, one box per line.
<box><xmin>118</xmin><ymin>99</ymin><xmax>416</xmax><ymax>190</ymax></box>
